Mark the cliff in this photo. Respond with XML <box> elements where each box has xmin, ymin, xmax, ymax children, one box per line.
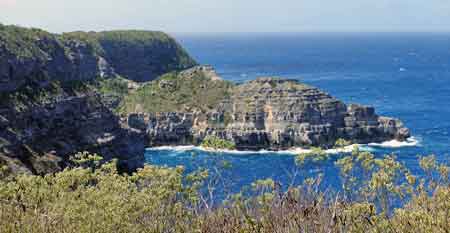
<box><xmin>63</xmin><ymin>30</ymin><xmax>196</xmax><ymax>82</ymax></box>
<box><xmin>0</xmin><ymin>86</ymin><xmax>146</xmax><ymax>174</ymax></box>
<box><xmin>0</xmin><ymin>24</ymin><xmax>410</xmax><ymax>175</ymax></box>
<box><xmin>0</xmin><ymin>24</ymin><xmax>196</xmax><ymax>92</ymax></box>
<box><xmin>124</xmin><ymin>67</ymin><xmax>410</xmax><ymax>150</ymax></box>
<box><xmin>0</xmin><ymin>24</ymin><xmax>196</xmax><ymax>174</ymax></box>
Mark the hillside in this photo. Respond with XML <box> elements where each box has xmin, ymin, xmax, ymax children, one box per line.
<box><xmin>121</xmin><ymin>66</ymin><xmax>409</xmax><ymax>149</ymax></box>
<box><xmin>0</xmin><ymin>24</ymin><xmax>196</xmax><ymax>93</ymax></box>
<box><xmin>0</xmin><ymin>24</ymin><xmax>196</xmax><ymax>175</ymax></box>
<box><xmin>63</xmin><ymin>30</ymin><xmax>196</xmax><ymax>82</ymax></box>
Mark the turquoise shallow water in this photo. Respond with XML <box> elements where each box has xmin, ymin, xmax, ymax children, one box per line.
<box><xmin>145</xmin><ymin>33</ymin><xmax>450</xmax><ymax>195</ymax></box>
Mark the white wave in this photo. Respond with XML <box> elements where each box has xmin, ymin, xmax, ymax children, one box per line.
<box><xmin>146</xmin><ymin>145</ymin><xmax>197</xmax><ymax>151</ymax></box>
<box><xmin>367</xmin><ymin>137</ymin><xmax>419</xmax><ymax>148</ymax></box>
<box><xmin>146</xmin><ymin>144</ymin><xmax>358</xmax><ymax>155</ymax></box>
<box><xmin>146</xmin><ymin>137</ymin><xmax>419</xmax><ymax>155</ymax></box>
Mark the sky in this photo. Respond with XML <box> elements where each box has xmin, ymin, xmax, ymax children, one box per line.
<box><xmin>0</xmin><ymin>0</ymin><xmax>450</xmax><ymax>33</ymax></box>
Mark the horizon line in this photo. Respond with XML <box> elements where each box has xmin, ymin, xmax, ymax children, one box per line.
<box><xmin>2</xmin><ymin>22</ymin><xmax>450</xmax><ymax>35</ymax></box>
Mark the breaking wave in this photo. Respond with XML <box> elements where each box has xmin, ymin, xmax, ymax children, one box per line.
<box><xmin>146</xmin><ymin>137</ymin><xmax>419</xmax><ymax>155</ymax></box>
<box><xmin>367</xmin><ymin>137</ymin><xmax>420</xmax><ymax>148</ymax></box>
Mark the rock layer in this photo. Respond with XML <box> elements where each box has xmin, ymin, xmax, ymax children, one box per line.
<box><xmin>0</xmin><ymin>87</ymin><xmax>147</xmax><ymax>175</ymax></box>
<box><xmin>133</xmin><ymin>75</ymin><xmax>410</xmax><ymax>150</ymax></box>
<box><xmin>0</xmin><ymin>25</ymin><xmax>196</xmax><ymax>92</ymax></box>
<box><xmin>0</xmin><ymin>24</ymin><xmax>410</xmax><ymax>175</ymax></box>
<box><xmin>0</xmin><ymin>24</ymin><xmax>195</xmax><ymax>174</ymax></box>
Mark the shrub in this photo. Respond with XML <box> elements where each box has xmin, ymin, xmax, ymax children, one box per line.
<box><xmin>0</xmin><ymin>151</ymin><xmax>449</xmax><ymax>232</ymax></box>
<box><xmin>295</xmin><ymin>147</ymin><xmax>328</xmax><ymax>165</ymax></box>
<box><xmin>118</xmin><ymin>71</ymin><xmax>234</xmax><ymax>113</ymax></box>
<box><xmin>200</xmin><ymin>136</ymin><xmax>236</xmax><ymax>150</ymax></box>
<box><xmin>334</xmin><ymin>138</ymin><xmax>352</xmax><ymax>148</ymax></box>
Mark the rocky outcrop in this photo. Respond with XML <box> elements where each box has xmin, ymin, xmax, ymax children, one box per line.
<box><xmin>92</xmin><ymin>30</ymin><xmax>196</xmax><ymax>82</ymax></box>
<box><xmin>0</xmin><ymin>25</ymin><xmax>196</xmax><ymax>92</ymax></box>
<box><xmin>0</xmin><ymin>24</ymin><xmax>410</xmax><ymax>175</ymax></box>
<box><xmin>0</xmin><ymin>24</ymin><xmax>196</xmax><ymax>175</ymax></box>
<box><xmin>131</xmin><ymin>75</ymin><xmax>410</xmax><ymax>150</ymax></box>
<box><xmin>0</xmin><ymin>25</ymin><xmax>112</xmax><ymax>92</ymax></box>
<box><xmin>0</xmin><ymin>87</ymin><xmax>147</xmax><ymax>175</ymax></box>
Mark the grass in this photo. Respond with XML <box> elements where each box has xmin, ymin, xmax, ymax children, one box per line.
<box><xmin>96</xmin><ymin>76</ymin><xmax>130</xmax><ymax>98</ymax></box>
<box><xmin>118</xmin><ymin>71</ymin><xmax>234</xmax><ymax>113</ymax></box>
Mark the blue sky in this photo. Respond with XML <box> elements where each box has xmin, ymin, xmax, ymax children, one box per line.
<box><xmin>0</xmin><ymin>0</ymin><xmax>449</xmax><ymax>33</ymax></box>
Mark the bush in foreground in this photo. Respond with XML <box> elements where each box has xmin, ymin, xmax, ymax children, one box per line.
<box><xmin>0</xmin><ymin>150</ymin><xmax>449</xmax><ymax>233</ymax></box>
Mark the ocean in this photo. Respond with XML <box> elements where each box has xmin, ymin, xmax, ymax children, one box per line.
<box><xmin>145</xmin><ymin>33</ymin><xmax>450</xmax><ymax>195</ymax></box>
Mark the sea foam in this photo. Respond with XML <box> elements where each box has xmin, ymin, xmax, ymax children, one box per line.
<box><xmin>367</xmin><ymin>137</ymin><xmax>420</xmax><ymax>148</ymax></box>
<box><xmin>146</xmin><ymin>137</ymin><xmax>419</xmax><ymax>155</ymax></box>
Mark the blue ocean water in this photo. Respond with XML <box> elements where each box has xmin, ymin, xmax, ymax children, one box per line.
<box><xmin>145</xmin><ymin>33</ymin><xmax>450</xmax><ymax>195</ymax></box>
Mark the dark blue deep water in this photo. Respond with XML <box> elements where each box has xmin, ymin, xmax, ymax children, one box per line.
<box><xmin>145</xmin><ymin>33</ymin><xmax>450</xmax><ymax>195</ymax></box>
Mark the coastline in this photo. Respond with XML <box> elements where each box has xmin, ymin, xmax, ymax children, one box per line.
<box><xmin>145</xmin><ymin>137</ymin><xmax>420</xmax><ymax>155</ymax></box>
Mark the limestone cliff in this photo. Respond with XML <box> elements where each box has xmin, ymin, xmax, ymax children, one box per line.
<box><xmin>0</xmin><ymin>23</ymin><xmax>410</xmax><ymax>175</ymax></box>
<box><xmin>0</xmin><ymin>87</ymin><xmax>146</xmax><ymax>174</ymax></box>
<box><xmin>124</xmin><ymin>67</ymin><xmax>410</xmax><ymax>150</ymax></box>
<box><xmin>0</xmin><ymin>24</ymin><xmax>196</xmax><ymax>174</ymax></box>
<box><xmin>0</xmin><ymin>24</ymin><xmax>196</xmax><ymax>92</ymax></box>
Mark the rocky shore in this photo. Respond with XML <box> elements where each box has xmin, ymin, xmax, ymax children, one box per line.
<box><xmin>126</xmin><ymin>71</ymin><xmax>410</xmax><ymax>150</ymax></box>
<box><xmin>0</xmin><ymin>24</ymin><xmax>410</xmax><ymax>175</ymax></box>
<box><xmin>0</xmin><ymin>24</ymin><xmax>194</xmax><ymax>174</ymax></box>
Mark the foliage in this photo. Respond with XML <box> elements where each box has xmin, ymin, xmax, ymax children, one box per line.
<box><xmin>335</xmin><ymin>147</ymin><xmax>414</xmax><ymax>215</ymax></box>
<box><xmin>62</xmin><ymin>30</ymin><xmax>197</xmax><ymax>82</ymax></box>
<box><xmin>0</xmin><ymin>154</ymin><xmax>198</xmax><ymax>233</ymax></box>
<box><xmin>1</xmin><ymin>24</ymin><xmax>196</xmax><ymax>85</ymax></box>
<box><xmin>0</xmin><ymin>75</ymin><xmax>96</xmax><ymax>112</ymax></box>
<box><xmin>295</xmin><ymin>147</ymin><xmax>329</xmax><ymax>165</ymax></box>
<box><xmin>69</xmin><ymin>151</ymin><xmax>103</xmax><ymax>169</ymax></box>
<box><xmin>0</xmin><ymin>24</ymin><xmax>60</xmax><ymax>59</ymax></box>
<box><xmin>334</xmin><ymin>138</ymin><xmax>352</xmax><ymax>148</ymax></box>
<box><xmin>96</xmin><ymin>76</ymin><xmax>130</xmax><ymax>98</ymax></box>
<box><xmin>0</xmin><ymin>151</ymin><xmax>449</xmax><ymax>232</ymax></box>
<box><xmin>200</xmin><ymin>136</ymin><xmax>236</xmax><ymax>150</ymax></box>
<box><xmin>118</xmin><ymin>71</ymin><xmax>234</xmax><ymax>113</ymax></box>
<box><xmin>96</xmin><ymin>30</ymin><xmax>196</xmax><ymax>70</ymax></box>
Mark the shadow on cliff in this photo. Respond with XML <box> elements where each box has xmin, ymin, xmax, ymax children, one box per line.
<box><xmin>0</xmin><ymin>80</ymin><xmax>147</xmax><ymax>175</ymax></box>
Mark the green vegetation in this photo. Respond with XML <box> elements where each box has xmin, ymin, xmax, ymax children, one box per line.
<box><xmin>334</xmin><ymin>138</ymin><xmax>353</xmax><ymax>148</ymax></box>
<box><xmin>60</xmin><ymin>31</ymin><xmax>104</xmax><ymax>55</ymax></box>
<box><xmin>0</xmin><ymin>150</ymin><xmax>448</xmax><ymax>232</ymax></box>
<box><xmin>0</xmin><ymin>76</ymin><xmax>94</xmax><ymax>112</ymax></box>
<box><xmin>295</xmin><ymin>147</ymin><xmax>328</xmax><ymax>165</ymax></box>
<box><xmin>64</xmin><ymin>30</ymin><xmax>197</xmax><ymax>82</ymax></box>
<box><xmin>95</xmin><ymin>30</ymin><xmax>196</xmax><ymax>71</ymax></box>
<box><xmin>0</xmin><ymin>154</ymin><xmax>194</xmax><ymax>232</ymax></box>
<box><xmin>1</xmin><ymin>24</ymin><xmax>196</xmax><ymax>84</ymax></box>
<box><xmin>63</xmin><ymin>30</ymin><xmax>196</xmax><ymax>69</ymax></box>
<box><xmin>0</xmin><ymin>24</ymin><xmax>61</xmax><ymax>59</ymax></box>
<box><xmin>96</xmin><ymin>76</ymin><xmax>130</xmax><ymax>98</ymax></box>
<box><xmin>200</xmin><ymin>136</ymin><xmax>236</xmax><ymax>150</ymax></box>
<box><xmin>118</xmin><ymin>71</ymin><xmax>234</xmax><ymax>113</ymax></box>
<box><xmin>70</xmin><ymin>151</ymin><xmax>103</xmax><ymax>169</ymax></box>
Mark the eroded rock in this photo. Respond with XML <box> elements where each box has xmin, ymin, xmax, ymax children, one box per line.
<box><xmin>140</xmin><ymin>77</ymin><xmax>410</xmax><ymax>150</ymax></box>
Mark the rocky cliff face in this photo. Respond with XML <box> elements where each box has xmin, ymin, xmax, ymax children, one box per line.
<box><xmin>0</xmin><ymin>24</ymin><xmax>196</xmax><ymax>175</ymax></box>
<box><xmin>0</xmin><ymin>81</ymin><xmax>147</xmax><ymax>175</ymax></box>
<box><xmin>0</xmin><ymin>25</ymin><xmax>196</xmax><ymax>92</ymax></box>
<box><xmin>92</xmin><ymin>30</ymin><xmax>196</xmax><ymax>82</ymax></box>
<box><xmin>126</xmin><ymin>70</ymin><xmax>410</xmax><ymax>150</ymax></box>
<box><xmin>0</xmin><ymin>24</ymin><xmax>410</xmax><ymax>175</ymax></box>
